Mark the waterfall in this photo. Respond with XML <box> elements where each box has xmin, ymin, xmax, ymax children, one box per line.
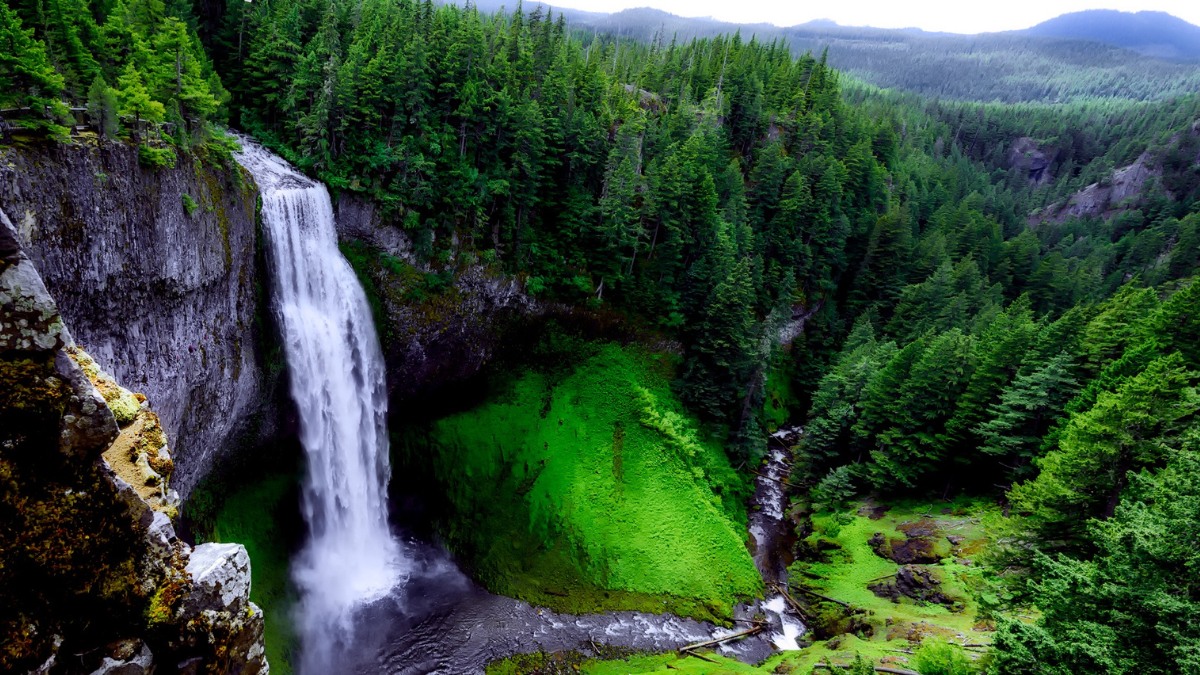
<box><xmin>234</xmin><ymin>139</ymin><xmax>405</xmax><ymax>671</ymax></box>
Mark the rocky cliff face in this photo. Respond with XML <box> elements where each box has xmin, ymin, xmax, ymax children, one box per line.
<box><xmin>0</xmin><ymin>141</ymin><xmax>279</xmax><ymax>498</ymax></box>
<box><xmin>1006</xmin><ymin>137</ymin><xmax>1058</xmax><ymax>185</ymax></box>
<box><xmin>0</xmin><ymin>207</ymin><xmax>266</xmax><ymax>674</ymax></box>
<box><xmin>334</xmin><ymin>194</ymin><xmax>539</xmax><ymax>403</ymax></box>
<box><xmin>1033</xmin><ymin>151</ymin><xmax>1168</xmax><ymax>225</ymax></box>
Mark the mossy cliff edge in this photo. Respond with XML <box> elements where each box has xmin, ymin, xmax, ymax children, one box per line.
<box><xmin>0</xmin><ymin>207</ymin><xmax>268</xmax><ymax>674</ymax></box>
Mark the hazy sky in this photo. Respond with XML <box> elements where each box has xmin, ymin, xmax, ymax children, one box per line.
<box><xmin>541</xmin><ymin>0</ymin><xmax>1200</xmax><ymax>34</ymax></box>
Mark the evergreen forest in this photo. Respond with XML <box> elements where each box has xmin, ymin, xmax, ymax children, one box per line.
<box><xmin>2</xmin><ymin>0</ymin><xmax>1200</xmax><ymax>672</ymax></box>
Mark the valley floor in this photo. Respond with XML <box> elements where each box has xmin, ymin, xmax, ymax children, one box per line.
<box><xmin>486</xmin><ymin>497</ymin><xmax>999</xmax><ymax>674</ymax></box>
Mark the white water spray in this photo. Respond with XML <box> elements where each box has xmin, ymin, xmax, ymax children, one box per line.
<box><xmin>235</xmin><ymin>140</ymin><xmax>405</xmax><ymax>672</ymax></box>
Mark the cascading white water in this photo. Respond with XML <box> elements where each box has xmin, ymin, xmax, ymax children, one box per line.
<box><xmin>234</xmin><ymin>140</ymin><xmax>405</xmax><ymax>672</ymax></box>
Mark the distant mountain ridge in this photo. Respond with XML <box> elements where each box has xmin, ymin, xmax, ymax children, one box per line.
<box><xmin>447</xmin><ymin>2</ymin><xmax>1200</xmax><ymax>102</ymax></box>
<box><xmin>1019</xmin><ymin>10</ymin><xmax>1200</xmax><ymax>61</ymax></box>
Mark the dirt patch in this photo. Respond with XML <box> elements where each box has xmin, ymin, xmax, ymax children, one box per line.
<box><xmin>885</xmin><ymin>619</ymin><xmax>961</xmax><ymax>643</ymax></box>
<box><xmin>897</xmin><ymin>518</ymin><xmax>938</xmax><ymax>538</ymax></box>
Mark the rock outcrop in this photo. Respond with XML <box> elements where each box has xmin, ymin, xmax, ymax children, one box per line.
<box><xmin>0</xmin><ymin>141</ymin><xmax>279</xmax><ymax>498</ymax></box>
<box><xmin>1006</xmin><ymin>137</ymin><xmax>1058</xmax><ymax>185</ymax></box>
<box><xmin>1032</xmin><ymin>151</ymin><xmax>1168</xmax><ymax>225</ymax></box>
<box><xmin>0</xmin><ymin>206</ymin><xmax>266</xmax><ymax>674</ymax></box>
<box><xmin>334</xmin><ymin>194</ymin><xmax>539</xmax><ymax>402</ymax></box>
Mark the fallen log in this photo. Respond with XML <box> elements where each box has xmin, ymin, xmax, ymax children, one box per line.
<box><xmin>680</xmin><ymin>650</ymin><xmax>719</xmax><ymax>664</ymax></box>
<box><xmin>749</xmin><ymin>468</ymin><xmax>802</xmax><ymax>489</ymax></box>
<box><xmin>770</xmin><ymin>582</ymin><xmax>811</xmax><ymax>620</ymax></box>
<box><xmin>792</xmin><ymin>585</ymin><xmax>853</xmax><ymax>609</ymax></box>
<box><xmin>866</xmin><ymin>572</ymin><xmax>899</xmax><ymax>584</ymax></box>
<box><xmin>677</xmin><ymin>622</ymin><xmax>765</xmax><ymax>653</ymax></box>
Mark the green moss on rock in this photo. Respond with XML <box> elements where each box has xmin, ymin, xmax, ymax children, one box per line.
<box><xmin>413</xmin><ymin>343</ymin><xmax>761</xmax><ymax>622</ymax></box>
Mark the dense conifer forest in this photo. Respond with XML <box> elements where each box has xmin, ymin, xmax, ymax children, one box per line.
<box><xmin>3</xmin><ymin>0</ymin><xmax>1199</xmax><ymax>671</ymax></box>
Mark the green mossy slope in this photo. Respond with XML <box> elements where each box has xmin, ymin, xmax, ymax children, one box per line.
<box><xmin>423</xmin><ymin>343</ymin><xmax>762</xmax><ymax>620</ymax></box>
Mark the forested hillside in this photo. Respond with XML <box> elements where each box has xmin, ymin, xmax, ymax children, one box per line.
<box><xmin>0</xmin><ymin>0</ymin><xmax>227</xmax><ymax>164</ymax></box>
<box><xmin>3</xmin><ymin>0</ymin><xmax>1200</xmax><ymax>671</ymax></box>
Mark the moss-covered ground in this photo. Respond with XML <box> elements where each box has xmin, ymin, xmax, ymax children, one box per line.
<box><xmin>406</xmin><ymin>341</ymin><xmax>762</xmax><ymax>622</ymax></box>
<box><xmin>780</xmin><ymin>497</ymin><xmax>995</xmax><ymax>671</ymax></box>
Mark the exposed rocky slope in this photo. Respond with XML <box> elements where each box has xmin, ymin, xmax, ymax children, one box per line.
<box><xmin>1032</xmin><ymin>151</ymin><xmax>1167</xmax><ymax>224</ymax></box>
<box><xmin>0</xmin><ymin>141</ymin><xmax>277</xmax><ymax>498</ymax></box>
<box><xmin>335</xmin><ymin>194</ymin><xmax>539</xmax><ymax>402</ymax></box>
<box><xmin>0</xmin><ymin>207</ymin><xmax>266</xmax><ymax>674</ymax></box>
<box><xmin>1006</xmin><ymin>137</ymin><xmax>1058</xmax><ymax>185</ymax></box>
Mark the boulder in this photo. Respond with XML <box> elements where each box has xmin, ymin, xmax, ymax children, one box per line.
<box><xmin>88</xmin><ymin>640</ymin><xmax>154</xmax><ymax>675</ymax></box>
<box><xmin>186</xmin><ymin>543</ymin><xmax>253</xmax><ymax>611</ymax></box>
<box><xmin>869</xmin><ymin>565</ymin><xmax>957</xmax><ymax>608</ymax></box>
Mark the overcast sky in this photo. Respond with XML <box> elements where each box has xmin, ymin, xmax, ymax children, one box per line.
<box><xmin>541</xmin><ymin>0</ymin><xmax>1200</xmax><ymax>34</ymax></box>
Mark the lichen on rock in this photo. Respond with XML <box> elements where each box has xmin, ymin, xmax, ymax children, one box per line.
<box><xmin>1</xmin><ymin>205</ymin><xmax>266</xmax><ymax>674</ymax></box>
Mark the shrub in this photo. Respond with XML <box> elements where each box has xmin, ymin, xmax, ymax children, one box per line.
<box><xmin>138</xmin><ymin>145</ymin><xmax>176</xmax><ymax>168</ymax></box>
<box><xmin>913</xmin><ymin>638</ymin><xmax>976</xmax><ymax>675</ymax></box>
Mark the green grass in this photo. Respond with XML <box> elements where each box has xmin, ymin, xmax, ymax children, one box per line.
<box><xmin>422</xmin><ymin>343</ymin><xmax>762</xmax><ymax>621</ymax></box>
<box><xmin>192</xmin><ymin>472</ymin><xmax>300</xmax><ymax>675</ymax></box>
<box><xmin>786</xmin><ymin>498</ymin><xmax>998</xmax><ymax>671</ymax></box>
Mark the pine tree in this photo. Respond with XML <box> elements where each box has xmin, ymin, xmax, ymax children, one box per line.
<box><xmin>0</xmin><ymin>4</ymin><xmax>68</xmax><ymax>126</ymax></box>
<box><xmin>867</xmin><ymin>328</ymin><xmax>976</xmax><ymax>489</ymax></box>
<box><xmin>976</xmin><ymin>352</ymin><xmax>1079</xmax><ymax>479</ymax></box>
<box><xmin>1010</xmin><ymin>353</ymin><xmax>1199</xmax><ymax>538</ymax></box>
<box><xmin>116</xmin><ymin>62</ymin><xmax>164</xmax><ymax>140</ymax></box>
<box><xmin>681</xmin><ymin>256</ymin><xmax>758</xmax><ymax>425</ymax></box>
<box><xmin>945</xmin><ymin>298</ymin><xmax>1038</xmax><ymax>451</ymax></box>
<box><xmin>802</xmin><ymin>319</ymin><xmax>897</xmax><ymax>472</ymax></box>
<box><xmin>596</xmin><ymin>118</ymin><xmax>646</xmax><ymax>291</ymax></box>
<box><xmin>991</xmin><ymin>433</ymin><xmax>1200</xmax><ymax>675</ymax></box>
<box><xmin>86</xmin><ymin>73</ymin><xmax>119</xmax><ymax>137</ymax></box>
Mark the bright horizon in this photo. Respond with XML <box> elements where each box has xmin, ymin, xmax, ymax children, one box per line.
<box><xmin>533</xmin><ymin>0</ymin><xmax>1200</xmax><ymax>35</ymax></box>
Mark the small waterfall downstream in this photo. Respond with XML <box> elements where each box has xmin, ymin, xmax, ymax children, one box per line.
<box><xmin>750</xmin><ymin>426</ymin><xmax>806</xmax><ymax>652</ymax></box>
<box><xmin>234</xmin><ymin>140</ymin><xmax>405</xmax><ymax>672</ymax></box>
